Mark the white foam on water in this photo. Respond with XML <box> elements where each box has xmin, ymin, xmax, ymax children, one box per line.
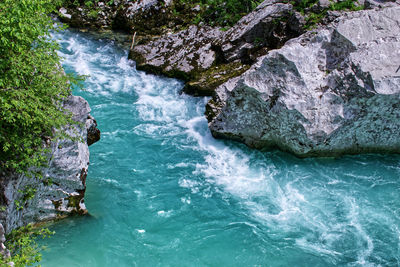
<box><xmin>102</xmin><ymin>129</ymin><xmax>132</xmax><ymax>138</ymax></box>
<box><xmin>132</xmin><ymin>124</ymin><xmax>181</xmax><ymax>138</ymax></box>
<box><xmin>183</xmin><ymin>115</ymin><xmax>292</xmax><ymax>209</ymax></box>
<box><xmin>157</xmin><ymin>210</ymin><xmax>173</xmax><ymax>218</ymax></box>
<box><xmin>296</xmin><ymin>237</ymin><xmax>343</xmax><ymax>257</ymax></box>
<box><xmin>167</xmin><ymin>162</ymin><xmax>193</xmax><ymax>169</ymax></box>
<box><xmin>53</xmin><ymin>29</ymin><xmax>400</xmax><ymax>265</ymax></box>
<box><xmin>179</xmin><ymin>179</ymin><xmax>201</xmax><ymax>194</ymax></box>
<box><xmin>100</xmin><ymin>178</ymin><xmax>121</xmax><ymax>187</ymax></box>
<box><xmin>177</xmin><ymin>103</ymin><xmax>386</xmax><ymax>265</ymax></box>
<box><xmin>347</xmin><ymin>198</ymin><xmax>374</xmax><ymax>266</ymax></box>
<box><xmin>180</xmin><ymin>197</ymin><xmax>191</xmax><ymax>205</ymax></box>
<box><xmin>54</xmin><ymin>31</ymin><xmax>139</xmax><ymax>97</ymax></box>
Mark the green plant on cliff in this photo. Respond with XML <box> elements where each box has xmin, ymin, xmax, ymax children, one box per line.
<box><xmin>0</xmin><ymin>224</ymin><xmax>54</xmax><ymax>267</ymax></box>
<box><xmin>178</xmin><ymin>0</ymin><xmax>264</xmax><ymax>26</ymax></box>
<box><xmin>0</xmin><ymin>0</ymin><xmax>81</xmax><ymax>175</ymax></box>
<box><xmin>291</xmin><ymin>0</ymin><xmax>363</xmax><ymax>29</ymax></box>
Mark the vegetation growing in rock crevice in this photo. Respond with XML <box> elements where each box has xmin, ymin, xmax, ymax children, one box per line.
<box><xmin>61</xmin><ymin>0</ymin><xmax>265</xmax><ymax>32</ymax></box>
<box><xmin>176</xmin><ymin>0</ymin><xmax>264</xmax><ymax>27</ymax></box>
<box><xmin>1</xmin><ymin>225</ymin><xmax>54</xmax><ymax>267</ymax></box>
<box><xmin>0</xmin><ymin>0</ymin><xmax>82</xmax><ymax>175</ymax></box>
<box><xmin>289</xmin><ymin>0</ymin><xmax>364</xmax><ymax>29</ymax></box>
<box><xmin>0</xmin><ymin>0</ymin><xmax>86</xmax><ymax>265</ymax></box>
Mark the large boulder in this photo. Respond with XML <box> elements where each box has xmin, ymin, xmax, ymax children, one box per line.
<box><xmin>213</xmin><ymin>0</ymin><xmax>305</xmax><ymax>64</ymax></box>
<box><xmin>59</xmin><ymin>0</ymin><xmax>197</xmax><ymax>36</ymax></box>
<box><xmin>60</xmin><ymin>0</ymin><xmax>172</xmax><ymax>32</ymax></box>
<box><xmin>130</xmin><ymin>25</ymin><xmax>223</xmax><ymax>81</ymax></box>
<box><xmin>0</xmin><ymin>95</ymin><xmax>100</xmax><ymax>233</ymax></box>
<box><xmin>129</xmin><ymin>0</ymin><xmax>305</xmax><ymax>95</ymax></box>
<box><xmin>129</xmin><ymin>23</ymin><xmax>250</xmax><ymax>96</ymax></box>
<box><xmin>111</xmin><ymin>0</ymin><xmax>174</xmax><ymax>33</ymax></box>
<box><xmin>207</xmin><ymin>6</ymin><xmax>400</xmax><ymax>157</ymax></box>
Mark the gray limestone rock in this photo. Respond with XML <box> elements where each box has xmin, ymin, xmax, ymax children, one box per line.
<box><xmin>129</xmin><ymin>0</ymin><xmax>305</xmax><ymax>95</ymax></box>
<box><xmin>0</xmin><ymin>95</ymin><xmax>99</xmax><ymax>233</ymax></box>
<box><xmin>214</xmin><ymin>0</ymin><xmax>305</xmax><ymax>64</ymax></box>
<box><xmin>364</xmin><ymin>0</ymin><xmax>400</xmax><ymax>9</ymax></box>
<box><xmin>59</xmin><ymin>7</ymin><xmax>72</xmax><ymax>20</ymax></box>
<box><xmin>129</xmin><ymin>25</ymin><xmax>223</xmax><ymax>80</ymax></box>
<box><xmin>0</xmin><ymin>223</ymin><xmax>10</xmax><ymax>261</ymax></box>
<box><xmin>86</xmin><ymin>115</ymin><xmax>101</xmax><ymax>146</ymax></box>
<box><xmin>124</xmin><ymin>0</ymin><xmax>159</xmax><ymax>19</ymax></box>
<box><xmin>61</xmin><ymin>0</ymin><xmax>177</xmax><ymax>33</ymax></box>
<box><xmin>208</xmin><ymin>7</ymin><xmax>400</xmax><ymax>157</ymax></box>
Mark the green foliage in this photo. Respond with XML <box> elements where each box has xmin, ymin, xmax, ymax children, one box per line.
<box><xmin>88</xmin><ymin>9</ymin><xmax>100</xmax><ymax>19</ymax></box>
<box><xmin>1</xmin><ymin>224</ymin><xmax>54</xmax><ymax>267</ymax></box>
<box><xmin>290</xmin><ymin>0</ymin><xmax>364</xmax><ymax>29</ymax></box>
<box><xmin>14</xmin><ymin>185</ymin><xmax>38</xmax><ymax>210</ymax></box>
<box><xmin>178</xmin><ymin>0</ymin><xmax>264</xmax><ymax>27</ymax></box>
<box><xmin>84</xmin><ymin>0</ymin><xmax>94</xmax><ymax>8</ymax></box>
<box><xmin>0</xmin><ymin>0</ymin><xmax>81</xmax><ymax>175</ymax></box>
<box><xmin>330</xmin><ymin>0</ymin><xmax>363</xmax><ymax>11</ymax></box>
<box><xmin>291</xmin><ymin>0</ymin><xmax>319</xmax><ymax>14</ymax></box>
<box><xmin>304</xmin><ymin>11</ymin><xmax>326</xmax><ymax>29</ymax></box>
<box><xmin>14</xmin><ymin>200</ymin><xmax>23</xmax><ymax>211</ymax></box>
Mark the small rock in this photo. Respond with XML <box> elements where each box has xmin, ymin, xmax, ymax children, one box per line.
<box><xmin>59</xmin><ymin>7</ymin><xmax>72</xmax><ymax>20</ymax></box>
<box><xmin>192</xmin><ymin>5</ymin><xmax>201</xmax><ymax>11</ymax></box>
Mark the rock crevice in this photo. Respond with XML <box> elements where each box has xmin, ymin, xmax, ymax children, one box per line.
<box><xmin>0</xmin><ymin>95</ymin><xmax>99</xmax><ymax>234</ymax></box>
<box><xmin>208</xmin><ymin>6</ymin><xmax>400</xmax><ymax>157</ymax></box>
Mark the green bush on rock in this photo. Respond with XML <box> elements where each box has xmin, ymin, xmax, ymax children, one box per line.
<box><xmin>0</xmin><ymin>0</ymin><xmax>82</xmax><ymax>175</ymax></box>
<box><xmin>1</xmin><ymin>225</ymin><xmax>54</xmax><ymax>267</ymax></box>
<box><xmin>178</xmin><ymin>0</ymin><xmax>264</xmax><ymax>27</ymax></box>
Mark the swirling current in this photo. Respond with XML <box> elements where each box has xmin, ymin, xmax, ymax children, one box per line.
<box><xmin>39</xmin><ymin>29</ymin><xmax>400</xmax><ymax>266</ymax></box>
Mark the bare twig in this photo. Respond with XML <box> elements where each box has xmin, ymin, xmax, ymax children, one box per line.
<box><xmin>130</xmin><ymin>27</ymin><xmax>136</xmax><ymax>51</ymax></box>
<box><xmin>130</xmin><ymin>32</ymin><xmax>137</xmax><ymax>50</ymax></box>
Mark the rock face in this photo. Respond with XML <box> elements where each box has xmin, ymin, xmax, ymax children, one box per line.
<box><xmin>130</xmin><ymin>25</ymin><xmax>225</xmax><ymax>95</ymax></box>
<box><xmin>0</xmin><ymin>95</ymin><xmax>99</xmax><ymax>233</ymax></box>
<box><xmin>0</xmin><ymin>224</ymin><xmax>10</xmax><ymax>261</ymax></box>
<box><xmin>130</xmin><ymin>24</ymin><xmax>251</xmax><ymax>95</ymax></box>
<box><xmin>131</xmin><ymin>25</ymin><xmax>223</xmax><ymax>79</ymax></box>
<box><xmin>60</xmin><ymin>0</ymin><xmax>177</xmax><ymax>34</ymax></box>
<box><xmin>214</xmin><ymin>0</ymin><xmax>305</xmax><ymax>64</ymax></box>
<box><xmin>208</xmin><ymin>7</ymin><xmax>400</xmax><ymax>157</ymax></box>
<box><xmin>129</xmin><ymin>0</ymin><xmax>305</xmax><ymax>95</ymax></box>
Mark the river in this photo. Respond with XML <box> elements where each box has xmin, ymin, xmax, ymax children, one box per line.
<box><xmin>39</xmin><ymin>29</ymin><xmax>400</xmax><ymax>266</ymax></box>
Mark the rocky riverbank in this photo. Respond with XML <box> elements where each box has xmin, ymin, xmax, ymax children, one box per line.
<box><xmin>129</xmin><ymin>0</ymin><xmax>306</xmax><ymax>95</ymax></box>
<box><xmin>58</xmin><ymin>0</ymin><xmax>400</xmax><ymax>157</ymax></box>
<box><xmin>0</xmin><ymin>95</ymin><xmax>99</xmax><ymax>239</ymax></box>
<box><xmin>208</xmin><ymin>5</ymin><xmax>400</xmax><ymax>156</ymax></box>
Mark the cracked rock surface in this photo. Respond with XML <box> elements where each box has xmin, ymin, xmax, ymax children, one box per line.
<box><xmin>208</xmin><ymin>6</ymin><xmax>400</xmax><ymax>157</ymax></box>
<box><xmin>0</xmin><ymin>95</ymin><xmax>100</xmax><ymax>233</ymax></box>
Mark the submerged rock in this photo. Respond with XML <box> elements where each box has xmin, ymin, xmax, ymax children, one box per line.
<box><xmin>0</xmin><ymin>95</ymin><xmax>99</xmax><ymax>233</ymax></box>
<box><xmin>208</xmin><ymin>6</ymin><xmax>400</xmax><ymax>157</ymax></box>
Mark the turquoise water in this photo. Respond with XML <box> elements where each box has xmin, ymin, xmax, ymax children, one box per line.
<box><xmin>40</xmin><ymin>29</ymin><xmax>400</xmax><ymax>266</ymax></box>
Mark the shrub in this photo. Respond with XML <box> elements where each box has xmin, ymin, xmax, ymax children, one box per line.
<box><xmin>1</xmin><ymin>225</ymin><xmax>54</xmax><ymax>267</ymax></box>
<box><xmin>178</xmin><ymin>0</ymin><xmax>264</xmax><ymax>27</ymax></box>
<box><xmin>0</xmin><ymin>0</ymin><xmax>81</xmax><ymax>175</ymax></box>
